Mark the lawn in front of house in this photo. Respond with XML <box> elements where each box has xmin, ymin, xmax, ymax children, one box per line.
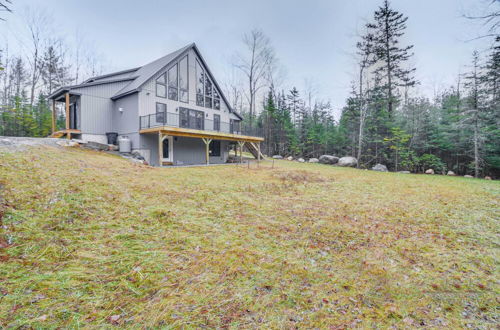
<box><xmin>0</xmin><ymin>146</ymin><xmax>498</xmax><ymax>328</ymax></box>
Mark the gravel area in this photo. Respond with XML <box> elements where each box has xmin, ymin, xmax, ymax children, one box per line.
<box><xmin>0</xmin><ymin>136</ymin><xmax>62</xmax><ymax>152</ymax></box>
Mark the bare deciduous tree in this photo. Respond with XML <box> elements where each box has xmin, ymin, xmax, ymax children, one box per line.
<box><xmin>0</xmin><ymin>0</ymin><xmax>12</xmax><ymax>21</ymax></box>
<box><xmin>234</xmin><ymin>29</ymin><xmax>275</xmax><ymax>125</ymax></box>
<box><xmin>25</xmin><ymin>8</ymin><xmax>51</xmax><ymax>107</ymax></box>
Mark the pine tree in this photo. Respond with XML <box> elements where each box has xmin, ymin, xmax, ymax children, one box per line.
<box><xmin>367</xmin><ymin>0</ymin><xmax>416</xmax><ymax>116</ymax></box>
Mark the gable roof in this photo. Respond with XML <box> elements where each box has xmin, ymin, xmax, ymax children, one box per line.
<box><xmin>49</xmin><ymin>43</ymin><xmax>243</xmax><ymax>120</ymax></box>
<box><xmin>111</xmin><ymin>43</ymin><xmax>242</xmax><ymax>120</ymax></box>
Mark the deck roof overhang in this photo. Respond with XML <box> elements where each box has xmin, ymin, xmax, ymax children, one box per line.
<box><xmin>140</xmin><ymin>126</ymin><xmax>264</xmax><ymax>143</ymax></box>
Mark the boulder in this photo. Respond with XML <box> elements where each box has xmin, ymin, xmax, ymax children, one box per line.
<box><xmin>319</xmin><ymin>155</ymin><xmax>339</xmax><ymax>165</ymax></box>
<box><xmin>85</xmin><ymin>141</ymin><xmax>109</xmax><ymax>151</ymax></box>
<box><xmin>398</xmin><ymin>171</ymin><xmax>411</xmax><ymax>174</ymax></box>
<box><xmin>425</xmin><ymin>169</ymin><xmax>434</xmax><ymax>175</ymax></box>
<box><xmin>308</xmin><ymin>158</ymin><xmax>319</xmax><ymax>163</ymax></box>
<box><xmin>108</xmin><ymin>144</ymin><xmax>119</xmax><ymax>151</ymax></box>
<box><xmin>287</xmin><ymin>156</ymin><xmax>294</xmax><ymax>161</ymax></box>
<box><xmin>297</xmin><ymin>158</ymin><xmax>305</xmax><ymax>163</ymax></box>
<box><xmin>371</xmin><ymin>164</ymin><xmax>388</xmax><ymax>172</ymax></box>
<box><xmin>337</xmin><ymin>156</ymin><xmax>358</xmax><ymax>167</ymax></box>
<box><xmin>464</xmin><ymin>175</ymin><xmax>473</xmax><ymax>178</ymax></box>
<box><xmin>71</xmin><ymin>138</ymin><xmax>87</xmax><ymax>144</ymax></box>
<box><xmin>131</xmin><ymin>150</ymin><xmax>145</xmax><ymax>161</ymax></box>
<box><xmin>447</xmin><ymin>171</ymin><xmax>456</xmax><ymax>176</ymax></box>
<box><xmin>0</xmin><ymin>138</ymin><xmax>13</xmax><ymax>146</ymax></box>
<box><xmin>485</xmin><ymin>176</ymin><xmax>492</xmax><ymax>180</ymax></box>
<box><xmin>56</xmin><ymin>140</ymin><xmax>79</xmax><ymax>147</ymax></box>
<box><xmin>272</xmin><ymin>155</ymin><xmax>283</xmax><ymax>159</ymax></box>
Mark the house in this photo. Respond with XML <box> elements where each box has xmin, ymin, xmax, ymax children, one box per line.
<box><xmin>48</xmin><ymin>43</ymin><xmax>264</xmax><ymax>166</ymax></box>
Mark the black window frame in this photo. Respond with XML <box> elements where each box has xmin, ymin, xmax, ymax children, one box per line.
<box><xmin>209</xmin><ymin>140</ymin><xmax>221</xmax><ymax>157</ymax></box>
<box><xmin>178</xmin><ymin>55</ymin><xmax>189</xmax><ymax>103</ymax></box>
<box><xmin>179</xmin><ymin>107</ymin><xmax>204</xmax><ymax>130</ymax></box>
<box><xmin>196</xmin><ymin>59</ymin><xmax>204</xmax><ymax>107</ymax></box>
<box><xmin>156</xmin><ymin>102</ymin><xmax>166</xmax><ymax>124</ymax></box>
<box><xmin>167</xmin><ymin>63</ymin><xmax>179</xmax><ymax>101</ymax></box>
<box><xmin>213</xmin><ymin>114</ymin><xmax>220</xmax><ymax>131</ymax></box>
<box><xmin>156</xmin><ymin>73</ymin><xmax>167</xmax><ymax>98</ymax></box>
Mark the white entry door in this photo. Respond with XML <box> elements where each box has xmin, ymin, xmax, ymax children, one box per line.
<box><xmin>162</xmin><ymin>136</ymin><xmax>173</xmax><ymax>162</ymax></box>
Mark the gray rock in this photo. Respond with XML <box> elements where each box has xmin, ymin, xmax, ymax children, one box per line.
<box><xmin>56</xmin><ymin>140</ymin><xmax>79</xmax><ymax>147</ymax></box>
<box><xmin>297</xmin><ymin>158</ymin><xmax>305</xmax><ymax>163</ymax></box>
<box><xmin>272</xmin><ymin>155</ymin><xmax>283</xmax><ymax>159</ymax></box>
<box><xmin>398</xmin><ymin>171</ymin><xmax>411</xmax><ymax>174</ymax></box>
<box><xmin>464</xmin><ymin>175</ymin><xmax>473</xmax><ymax>178</ymax></box>
<box><xmin>371</xmin><ymin>163</ymin><xmax>388</xmax><ymax>172</ymax></box>
<box><xmin>71</xmin><ymin>138</ymin><xmax>87</xmax><ymax>144</ymax></box>
<box><xmin>447</xmin><ymin>170</ymin><xmax>456</xmax><ymax>176</ymax></box>
<box><xmin>337</xmin><ymin>156</ymin><xmax>358</xmax><ymax>167</ymax></box>
<box><xmin>85</xmin><ymin>141</ymin><xmax>109</xmax><ymax>151</ymax></box>
<box><xmin>485</xmin><ymin>176</ymin><xmax>492</xmax><ymax>180</ymax></box>
<box><xmin>286</xmin><ymin>156</ymin><xmax>294</xmax><ymax>161</ymax></box>
<box><xmin>425</xmin><ymin>169</ymin><xmax>435</xmax><ymax>174</ymax></box>
<box><xmin>319</xmin><ymin>155</ymin><xmax>339</xmax><ymax>164</ymax></box>
<box><xmin>308</xmin><ymin>158</ymin><xmax>319</xmax><ymax>163</ymax></box>
<box><xmin>0</xmin><ymin>138</ymin><xmax>13</xmax><ymax>145</ymax></box>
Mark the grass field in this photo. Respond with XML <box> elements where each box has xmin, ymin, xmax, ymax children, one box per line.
<box><xmin>0</xmin><ymin>146</ymin><xmax>498</xmax><ymax>328</ymax></box>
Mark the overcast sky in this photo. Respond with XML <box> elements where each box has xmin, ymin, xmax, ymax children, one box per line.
<box><xmin>1</xmin><ymin>0</ymin><xmax>495</xmax><ymax>115</ymax></box>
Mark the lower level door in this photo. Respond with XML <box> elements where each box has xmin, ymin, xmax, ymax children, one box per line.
<box><xmin>162</xmin><ymin>136</ymin><xmax>173</xmax><ymax>163</ymax></box>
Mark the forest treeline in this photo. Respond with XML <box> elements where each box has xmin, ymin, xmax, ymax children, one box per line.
<box><xmin>0</xmin><ymin>6</ymin><xmax>103</xmax><ymax>138</ymax></box>
<box><xmin>242</xmin><ymin>1</ymin><xmax>499</xmax><ymax>177</ymax></box>
<box><xmin>0</xmin><ymin>0</ymin><xmax>498</xmax><ymax>177</ymax></box>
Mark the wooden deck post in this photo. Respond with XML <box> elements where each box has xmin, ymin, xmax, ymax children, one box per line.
<box><xmin>257</xmin><ymin>142</ymin><xmax>261</xmax><ymax>163</ymax></box>
<box><xmin>51</xmin><ymin>99</ymin><xmax>56</xmax><ymax>134</ymax></box>
<box><xmin>202</xmin><ymin>138</ymin><xmax>212</xmax><ymax>165</ymax></box>
<box><xmin>237</xmin><ymin>141</ymin><xmax>245</xmax><ymax>164</ymax></box>
<box><xmin>65</xmin><ymin>93</ymin><xmax>70</xmax><ymax>139</ymax></box>
<box><xmin>158</xmin><ymin>132</ymin><xmax>163</xmax><ymax>166</ymax></box>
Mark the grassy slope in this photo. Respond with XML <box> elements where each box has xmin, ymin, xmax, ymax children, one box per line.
<box><xmin>0</xmin><ymin>146</ymin><xmax>498</xmax><ymax>328</ymax></box>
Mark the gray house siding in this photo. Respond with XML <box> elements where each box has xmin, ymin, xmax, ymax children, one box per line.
<box><xmin>172</xmin><ymin>137</ymin><xmax>228</xmax><ymax>165</ymax></box>
<box><xmin>72</xmin><ymin>81</ymin><xmax>130</xmax><ymax>135</ymax></box>
<box><xmin>51</xmin><ymin>43</ymin><xmax>249</xmax><ymax>166</ymax></box>
<box><xmin>138</xmin><ymin>49</ymin><xmax>235</xmax><ymax>127</ymax></box>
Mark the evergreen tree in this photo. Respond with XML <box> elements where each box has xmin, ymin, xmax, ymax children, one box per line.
<box><xmin>367</xmin><ymin>0</ymin><xmax>416</xmax><ymax>116</ymax></box>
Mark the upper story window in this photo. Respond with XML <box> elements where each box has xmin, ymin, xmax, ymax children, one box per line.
<box><xmin>205</xmin><ymin>76</ymin><xmax>213</xmax><ymax>108</ymax></box>
<box><xmin>167</xmin><ymin>64</ymin><xmax>178</xmax><ymax>101</ymax></box>
<box><xmin>213</xmin><ymin>89</ymin><xmax>220</xmax><ymax>110</ymax></box>
<box><xmin>195</xmin><ymin>58</ymin><xmax>220</xmax><ymax>110</ymax></box>
<box><xmin>156</xmin><ymin>73</ymin><xmax>167</xmax><ymax>98</ymax></box>
<box><xmin>156</xmin><ymin>55</ymin><xmax>188</xmax><ymax>103</ymax></box>
<box><xmin>179</xmin><ymin>56</ymin><xmax>188</xmax><ymax>103</ymax></box>
<box><xmin>196</xmin><ymin>60</ymin><xmax>204</xmax><ymax>107</ymax></box>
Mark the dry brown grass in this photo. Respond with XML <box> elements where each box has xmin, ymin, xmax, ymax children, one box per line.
<box><xmin>0</xmin><ymin>145</ymin><xmax>498</xmax><ymax>328</ymax></box>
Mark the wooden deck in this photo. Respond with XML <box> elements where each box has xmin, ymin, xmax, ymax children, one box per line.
<box><xmin>139</xmin><ymin>126</ymin><xmax>264</xmax><ymax>143</ymax></box>
<box><xmin>50</xmin><ymin>129</ymin><xmax>81</xmax><ymax>138</ymax></box>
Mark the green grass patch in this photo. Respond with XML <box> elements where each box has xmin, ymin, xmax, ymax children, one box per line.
<box><xmin>0</xmin><ymin>146</ymin><xmax>498</xmax><ymax>328</ymax></box>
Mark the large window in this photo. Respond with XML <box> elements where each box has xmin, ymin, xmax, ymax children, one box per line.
<box><xmin>213</xmin><ymin>114</ymin><xmax>220</xmax><ymax>131</ymax></box>
<box><xmin>230</xmin><ymin>119</ymin><xmax>240</xmax><ymax>134</ymax></box>
<box><xmin>167</xmin><ymin>64</ymin><xmax>178</xmax><ymax>101</ymax></box>
<box><xmin>179</xmin><ymin>107</ymin><xmax>204</xmax><ymax>130</ymax></box>
<box><xmin>196</xmin><ymin>60</ymin><xmax>204</xmax><ymax>107</ymax></box>
<box><xmin>156</xmin><ymin>103</ymin><xmax>166</xmax><ymax>124</ymax></box>
<box><xmin>205</xmin><ymin>76</ymin><xmax>213</xmax><ymax>108</ymax></box>
<box><xmin>156</xmin><ymin>55</ymin><xmax>188</xmax><ymax>102</ymax></box>
<box><xmin>156</xmin><ymin>73</ymin><xmax>167</xmax><ymax>98</ymax></box>
<box><xmin>213</xmin><ymin>89</ymin><xmax>220</xmax><ymax>110</ymax></box>
<box><xmin>209</xmin><ymin>140</ymin><xmax>221</xmax><ymax>157</ymax></box>
<box><xmin>195</xmin><ymin>58</ymin><xmax>220</xmax><ymax>110</ymax></box>
<box><xmin>179</xmin><ymin>56</ymin><xmax>188</xmax><ymax>103</ymax></box>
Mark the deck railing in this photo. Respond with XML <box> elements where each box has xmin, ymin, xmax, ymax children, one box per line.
<box><xmin>139</xmin><ymin>112</ymin><xmax>263</xmax><ymax>138</ymax></box>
